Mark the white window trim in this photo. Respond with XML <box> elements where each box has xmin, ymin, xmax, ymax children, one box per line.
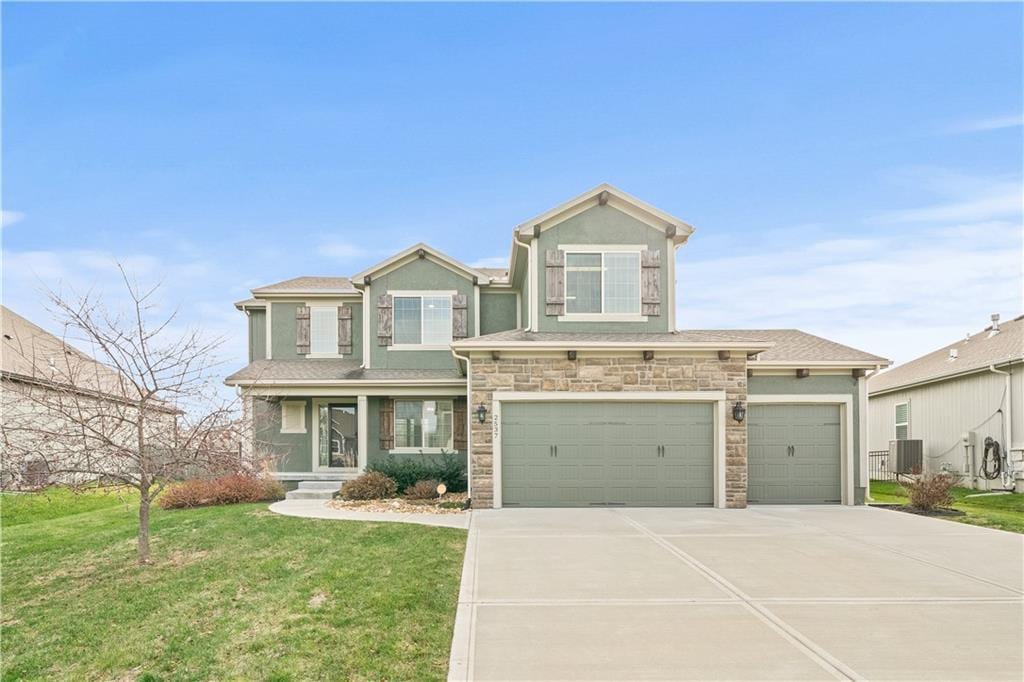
<box><xmin>387</xmin><ymin>290</ymin><xmax>456</xmax><ymax>350</ymax></box>
<box><xmin>391</xmin><ymin>399</ymin><xmax>455</xmax><ymax>452</ymax></box>
<box><xmin>307</xmin><ymin>304</ymin><xmax>344</xmax><ymax>358</ymax></box>
<box><xmin>559</xmin><ymin>247</ymin><xmax>645</xmax><ymax>320</ymax></box>
<box><xmin>310</xmin><ymin>398</ymin><xmax>365</xmax><ymax>472</ymax></box>
<box><xmin>894</xmin><ymin>402</ymin><xmax>909</xmax><ymax>440</ymax></box>
<box><xmin>280</xmin><ymin>401</ymin><xmax>306</xmax><ymax>434</ymax></box>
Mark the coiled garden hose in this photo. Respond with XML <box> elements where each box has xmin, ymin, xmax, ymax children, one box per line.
<box><xmin>979</xmin><ymin>437</ymin><xmax>1003</xmax><ymax>480</ymax></box>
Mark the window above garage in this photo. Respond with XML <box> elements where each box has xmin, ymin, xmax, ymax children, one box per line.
<box><xmin>560</xmin><ymin>245</ymin><xmax>645</xmax><ymax>322</ymax></box>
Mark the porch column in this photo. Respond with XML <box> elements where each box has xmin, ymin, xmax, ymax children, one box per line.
<box><xmin>357</xmin><ymin>395</ymin><xmax>368</xmax><ymax>471</ymax></box>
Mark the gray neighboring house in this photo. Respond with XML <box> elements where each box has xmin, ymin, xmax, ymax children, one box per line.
<box><xmin>226</xmin><ymin>184</ymin><xmax>889</xmax><ymax>508</ymax></box>
<box><xmin>868</xmin><ymin>314</ymin><xmax>1023</xmax><ymax>492</ymax></box>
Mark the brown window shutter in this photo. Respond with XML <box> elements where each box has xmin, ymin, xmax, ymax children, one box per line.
<box><xmin>337</xmin><ymin>306</ymin><xmax>353</xmax><ymax>355</ymax></box>
<box><xmin>377</xmin><ymin>294</ymin><xmax>393</xmax><ymax>346</ymax></box>
<box><xmin>379</xmin><ymin>398</ymin><xmax>394</xmax><ymax>450</ymax></box>
<box><xmin>452</xmin><ymin>398</ymin><xmax>467</xmax><ymax>451</ymax></box>
<box><xmin>641</xmin><ymin>249</ymin><xmax>661</xmax><ymax>316</ymax></box>
<box><xmin>295</xmin><ymin>306</ymin><xmax>311</xmax><ymax>354</ymax></box>
<box><xmin>545</xmin><ymin>249</ymin><xmax>565</xmax><ymax>316</ymax></box>
<box><xmin>452</xmin><ymin>294</ymin><xmax>468</xmax><ymax>340</ymax></box>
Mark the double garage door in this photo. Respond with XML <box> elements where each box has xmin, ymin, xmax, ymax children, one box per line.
<box><xmin>500</xmin><ymin>401</ymin><xmax>841</xmax><ymax>507</ymax></box>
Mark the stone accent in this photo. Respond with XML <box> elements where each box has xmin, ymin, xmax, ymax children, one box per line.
<box><xmin>469</xmin><ymin>353</ymin><xmax>748</xmax><ymax>509</ymax></box>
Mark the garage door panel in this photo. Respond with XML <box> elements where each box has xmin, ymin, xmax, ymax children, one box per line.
<box><xmin>748</xmin><ymin>404</ymin><xmax>841</xmax><ymax>504</ymax></box>
<box><xmin>501</xmin><ymin>401</ymin><xmax>714</xmax><ymax>507</ymax></box>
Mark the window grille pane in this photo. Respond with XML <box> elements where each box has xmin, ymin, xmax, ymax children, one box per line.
<box><xmin>603</xmin><ymin>252</ymin><xmax>639</xmax><ymax>314</ymax></box>
<box><xmin>895</xmin><ymin>403</ymin><xmax>908</xmax><ymax>424</ymax></box>
<box><xmin>424</xmin><ymin>400</ymin><xmax>454</xmax><ymax>449</ymax></box>
<box><xmin>395</xmin><ymin>400</ymin><xmax>422</xmax><ymax>448</ymax></box>
<box><xmin>393</xmin><ymin>297</ymin><xmax>422</xmax><ymax>345</ymax></box>
<box><xmin>896</xmin><ymin>425</ymin><xmax>908</xmax><ymax>440</ymax></box>
<box><xmin>566</xmin><ymin>253</ymin><xmax>602</xmax><ymax>314</ymax></box>
<box><xmin>421</xmin><ymin>296</ymin><xmax>452</xmax><ymax>345</ymax></box>
<box><xmin>310</xmin><ymin>307</ymin><xmax>337</xmax><ymax>354</ymax></box>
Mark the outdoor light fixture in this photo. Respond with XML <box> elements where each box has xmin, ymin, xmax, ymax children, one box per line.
<box><xmin>475</xmin><ymin>403</ymin><xmax>488</xmax><ymax>424</ymax></box>
<box><xmin>732</xmin><ymin>401</ymin><xmax>746</xmax><ymax>423</ymax></box>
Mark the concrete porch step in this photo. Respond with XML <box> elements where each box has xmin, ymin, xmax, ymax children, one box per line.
<box><xmin>298</xmin><ymin>480</ymin><xmax>347</xmax><ymax>490</ymax></box>
<box><xmin>285</xmin><ymin>489</ymin><xmax>339</xmax><ymax>501</ymax></box>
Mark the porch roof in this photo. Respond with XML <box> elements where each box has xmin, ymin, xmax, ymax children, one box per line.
<box><xmin>224</xmin><ymin>359</ymin><xmax>465</xmax><ymax>386</ymax></box>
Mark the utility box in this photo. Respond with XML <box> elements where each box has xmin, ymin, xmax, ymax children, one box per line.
<box><xmin>889</xmin><ymin>439</ymin><xmax>924</xmax><ymax>474</ymax></box>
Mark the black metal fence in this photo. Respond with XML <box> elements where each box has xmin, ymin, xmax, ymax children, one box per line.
<box><xmin>869</xmin><ymin>450</ymin><xmax>898</xmax><ymax>482</ymax></box>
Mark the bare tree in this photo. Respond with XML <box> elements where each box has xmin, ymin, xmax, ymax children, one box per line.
<box><xmin>1</xmin><ymin>267</ymin><xmax>264</xmax><ymax>564</ymax></box>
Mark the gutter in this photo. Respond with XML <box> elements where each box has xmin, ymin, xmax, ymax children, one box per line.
<box><xmin>512</xmin><ymin>230</ymin><xmax>533</xmax><ymax>331</ymax></box>
<box><xmin>451</xmin><ymin>347</ymin><xmax>473</xmax><ymax>500</ymax></box>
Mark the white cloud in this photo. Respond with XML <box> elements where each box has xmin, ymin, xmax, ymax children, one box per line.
<box><xmin>317</xmin><ymin>240</ymin><xmax>367</xmax><ymax>260</ymax></box>
<box><xmin>471</xmin><ymin>256</ymin><xmax>509</xmax><ymax>269</ymax></box>
<box><xmin>1</xmin><ymin>210</ymin><xmax>25</xmax><ymax>228</ymax></box>
<box><xmin>678</xmin><ymin>172</ymin><xmax>1023</xmax><ymax>367</ymax></box>
<box><xmin>946</xmin><ymin>114</ymin><xmax>1024</xmax><ymax>134</ymax></box>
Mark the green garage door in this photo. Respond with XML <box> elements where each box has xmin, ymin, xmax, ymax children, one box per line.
<box><xmin>748</xmin><ymin>404</ymin><xmax>841</xmax><ymax>504</ymax></box>
<box><xmin>501</xmin><ymin>401</ymin><xmax>714</xmax><ymax>507</ymax></box>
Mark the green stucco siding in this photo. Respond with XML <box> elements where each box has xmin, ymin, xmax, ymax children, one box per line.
<box><xmin>270</xmin><ymin>302</ymin><xmax>302</xmax><ymax>360</ymax></box>
<box><xmin>255</xmin><ymin>397</ymin><xmax>312</xmax><ymax>473</ymax></box>
<box><xmin>480</xmin><ymin>292</ymin><xmax>518</xmax><ymax>335</ymax></box>
<box><xmin>748</xmin><ymin>375</ymin><xmax>864</xmax><ymax>503</ymax></box>
<box><xmin>248</xmin><ymin>309</ymin><xmax>266</xmax><ymax>362</ymax></box>
<box><xmin>368</xmin><ymin>257</ymin><xmax>474</xmax><ymax>369</ymax></box>
<box><xmin>536</xmin><ymin>205</ymin><xmax>670</xmax><ymax>333</ymax></box>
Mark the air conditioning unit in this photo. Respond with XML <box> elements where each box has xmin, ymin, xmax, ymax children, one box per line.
<box><xmin>889</xmin><ymin>439</ymin><xmax>923</xmax><ymax>474</ymax></box>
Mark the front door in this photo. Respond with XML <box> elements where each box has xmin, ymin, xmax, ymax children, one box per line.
<box><xmin>317</xmin><ymin>403</ymin><xmax>358</xmax><ymax>469</ymax></box>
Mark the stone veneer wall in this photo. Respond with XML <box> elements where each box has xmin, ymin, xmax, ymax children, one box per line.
<box><xmin>469</xmin><ymin>354</ymin><xmax>748</xmax><ymax>509</ymax></box>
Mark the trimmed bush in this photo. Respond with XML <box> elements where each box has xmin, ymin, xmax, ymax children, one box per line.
<box><xmin>404</xmin><ymin>479</ymin><xmax>442</xmax><ymax>500</ymax></box>
<box><xmin>369</xmin><ymin>453</ymin><xmax>467</xmax><ymax>493</ymax></box>
<box><xmin>900</xmin><ymin>473</ymin><xmax>956</xmax><ymax>511</ymax></box>
<box><xmin>340</xmin><ymin>471</ymin><xmax>397</xmax><ymax>500</ymax></box>
<box><xmin>160</xmin><ymin>474</ymin><xmax>285</xmax><ymax>509</ymax></box>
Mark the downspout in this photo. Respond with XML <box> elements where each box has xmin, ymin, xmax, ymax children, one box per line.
<box><xmin>988</xmin><ymin>364</ymin><xmax>1014</xmax><ymax>488</ymax></box>
<box><xmin>359</xmin><ymin>284</ymin><xmax>370</xmax><ymax>369</ymax></box>
<box><xmin>512</xmin><ymin>230</ymin><xmax>533</xmax><ymax>331</ymax></box>
<box><xmin>452</xmin><ymin>347</ymin><xmax>473</xmax><ymax>500</ymax></box>
<box><xmin>864</xmin><ymin>363</ymin><xmax>884</xmax><ymax>501</ymax></box>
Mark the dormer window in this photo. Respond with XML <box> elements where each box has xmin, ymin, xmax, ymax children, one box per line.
<box><xmin>564</xmin><ymin>250</ymin><xmax>641</xmax><ymax>316</ymax></box>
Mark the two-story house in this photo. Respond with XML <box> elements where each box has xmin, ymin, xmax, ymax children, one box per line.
<box><xmin>226</xmin><ymin>184</ymin><xmax>889</xmax><ymax>508</ymax></box>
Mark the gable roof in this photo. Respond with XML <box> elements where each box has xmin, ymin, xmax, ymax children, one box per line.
<box><xmin>351</xmin><ymin>243</ymin><xmax>491</xmax><ymax>284</ymax></box>
<box><xmin>869</xmin><ymin>314</ymin><xmax>1024</xmax><ymax>395</ymax></box>
<box><xmin>251</xmin><ymin>276</ymin><xmax>357</xmax><ymax>296</ymax></box>
<box><xmin>1</xmin><ymin>306</ymin><xmax>177</xmax><ymax>412</ymax></box>
<box><xmin>224</xmin><ymin>359</ymin><xmax>464</xmax><ymax>385</ymax></box>
<box><xmin>514</xmin><ymin>183</ymin><xmax>695</xmax><ymax>244</ymax></box>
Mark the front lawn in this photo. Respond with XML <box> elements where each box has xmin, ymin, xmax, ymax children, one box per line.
<box><xmin>869</xmin><ymin>480</ymin><xmax>1024</xmax><ymax>534</ymax></box>
<box><xmin>1</xmin><ymin>489</ymin><xmax>467</xmax><ymax>681</ymax></box>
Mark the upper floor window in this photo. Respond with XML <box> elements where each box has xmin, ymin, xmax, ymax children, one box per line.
<box><xmin>894</xmin><ymin>402</ymin><xmax>909</xmax><ymax>440</ymax></box>
<box><xmin>309</xmin><ymin>307</ymin><xmax>338</xmax><ymax>355</ymax></box>
<box><xmin>394</xmin><ymin>295</ymin><xmax>452</xmax><ymax>346</ymax></box>
<box><xmin>565</xmin><ymin>251</ymin><xmax>640</xmax><ymax>315</ymax></box>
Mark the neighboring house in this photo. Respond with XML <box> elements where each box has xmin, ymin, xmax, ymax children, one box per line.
<box><xmin>0</xmin><ymin>306</ymin><xmax>178</xmax><ymax>488</ymax></box>
<box><xmin>226</xmin><ymin>184</ymin><xmax>889</xmax><ymax>508</ymax></box>
<box><xmin>869</xmin><ymin>314</ymin><xmax>1023</xmax><ymax>492</ymax></box>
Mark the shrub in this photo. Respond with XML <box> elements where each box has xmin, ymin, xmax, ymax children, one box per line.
<box><xmin>159</xmin><ymin>473</ymin><xmax>285</xmax><ymax>509</ymax></box>
<box><xmin>900</xmin><ymin>473</ymin><xmax>956</xmax><ymax>511</ymax></box>
<box><xmin>369</xmin><ymin>452</ymin><xmax>467</xmax><ymax>493</ymax></box>
<box><xmin>404</xmin><ymin>479</ymin><xmax>443</xmax><ymax>500</ymax></box>
<box><xmin>340</xmin><ymin>471</ymin><xmax>397</xmax><ymax>500</ymax></box>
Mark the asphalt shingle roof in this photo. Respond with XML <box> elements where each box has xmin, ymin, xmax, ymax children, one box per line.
<box><xmin>869</xmin><ymin>315</ymin><xmax>1023</xmax><ymax>394</ymax></box>
<box><xmin>251</xmin><ymin>276</ymin><xmax>357</xmax><ymax>295</ymax></box>
<box><xmin>700</xmin><ymin>330</ymin><xmax>889</xmax><ymax>364</ymax></box>
<box><xmin>224</xmin><ymin>359</ymin><xmax>464</xmax><ymax>384</ymax></box>
<box><xmin>452</xmin><ymin>329</ymin><xmax>761</xmax><ymax>346</ymax></box>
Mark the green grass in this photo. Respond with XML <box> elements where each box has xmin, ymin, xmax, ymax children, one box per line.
<box><xmin>869</xmin><ymin>480</ymin><xmax>1024</xmax><ymax>534</ymax></box>
<box><xmin>1</xmin><ymin>488</ymin><xmax>467</xmax><ymax>681</ymax></box>
<box><xmin>0</xmin><ymin>486</ymin><xmax>138</xmax><ymax>526</ymax></box>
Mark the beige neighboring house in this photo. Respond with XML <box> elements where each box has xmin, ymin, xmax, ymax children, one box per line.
<box><xmin>868</xmin><ymin>313</ymin><xmax>1024</xmax><ymax>492</ymax></box>
<box><xmin>0</xmin><ymin>305</ymin><xmax>178</xmax><ymax>488</ymax></box>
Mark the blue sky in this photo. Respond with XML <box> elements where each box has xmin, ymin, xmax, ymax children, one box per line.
<box><xmin>3</xmin><ymin>2</ymin><xmax>1022</xmax><ymax>382</ymax></box>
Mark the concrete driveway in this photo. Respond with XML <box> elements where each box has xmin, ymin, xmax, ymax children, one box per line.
<box><xmin>448</xmin><ymin>506</ymin><xmax>1023</xmax><ymax>681</ymax></box>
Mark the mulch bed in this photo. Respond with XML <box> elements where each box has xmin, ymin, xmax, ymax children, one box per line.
<box><xmin>873</xmin><ymin>504</ymin><xmax>966</xmax><ymax>518</ymax></box>
<box><xmin>327</xmin><ymin>493</ymin><xmax>469</xmax><ymax>515</ymax></box>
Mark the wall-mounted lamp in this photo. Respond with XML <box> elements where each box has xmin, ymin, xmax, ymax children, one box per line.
<box><xmin>732</xmin><ymin>401</ymin><xmax>746</xmax><ymax>423</ymax></box>
<box><xmin>475</xmin><ymin>403</ymin><xmax>489</xmax><ymax>424</ymax></box>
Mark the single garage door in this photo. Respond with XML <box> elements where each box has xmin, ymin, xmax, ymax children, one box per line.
<box><xmin>748</xmin><ymin>404</ymin><xmax>841</xmax><ymax>504</ymax></box>
<box><xmin>500</xmin><ymin>401</ymin><xmax>714</xmax><ymax>507</ymax></box>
